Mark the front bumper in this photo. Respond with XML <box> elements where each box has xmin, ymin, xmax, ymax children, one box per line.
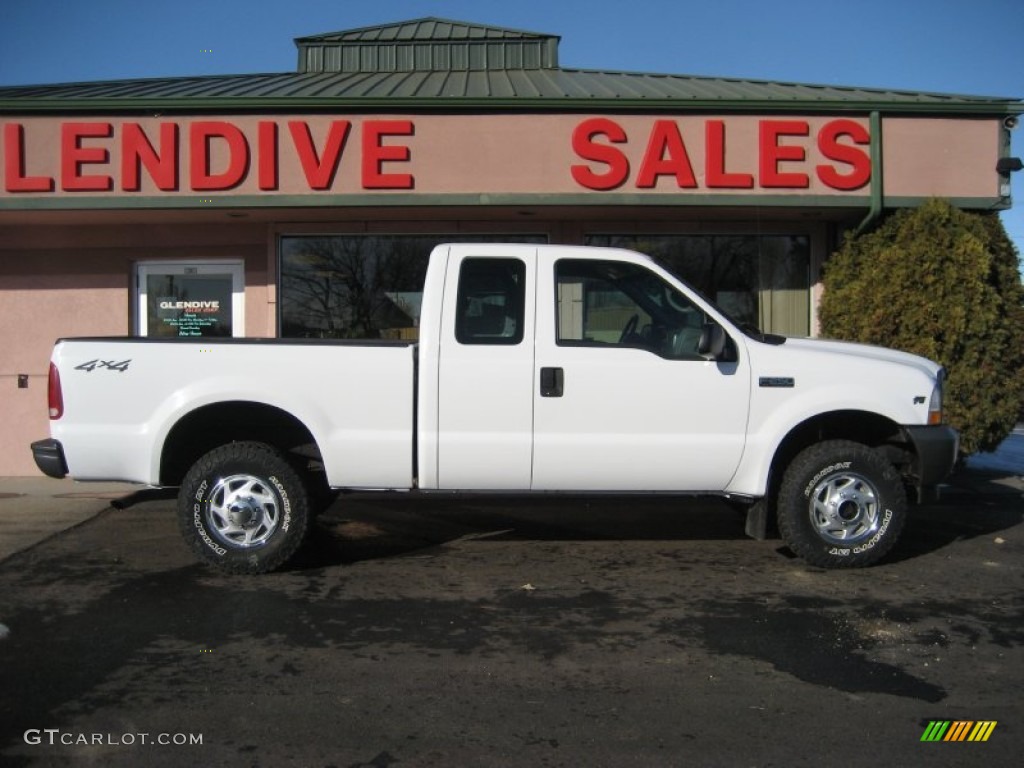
<box><xmin>31</xmin><ymin>439</ymin><xmax>68</xmax><ymax>479</ymax></box>
<box><xmin>902</xmin><ymin>424</ymin><xmax>959</xmax><ymax>493</ymax></box>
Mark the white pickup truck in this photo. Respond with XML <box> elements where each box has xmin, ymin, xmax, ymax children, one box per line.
<box><xmin>32</xmin><ymin>244</ymin><xmax>957</xmax><ymax>573</ymax></box>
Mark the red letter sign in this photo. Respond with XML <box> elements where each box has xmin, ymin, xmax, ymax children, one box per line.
<box><xmin>637</xmin><ymin>120</ymin><xmax>697</xmax><ymax>189</ymax></box>
<box><xmin>258</xmin><ymin>121</ymin><xmax>279</xmax><ymax>191</ymax></box>
<box><xmin>362</xmin><ymin>120</ymin><xmax>414</xmax><ymax>189</ymax></box>
<box><xmin>571</xmin><ymin>118</ymin><xmax>630</xmax><ymax>191</ymax></box>
<box><xmin>705</xmin><ymin>120</ymin><xmax>754</xmax><ymax>189</ymax></box>
<box><xmin>289</xmin><ymin>120</ymin><xmax>351</xmax><ymax>190</ymax></box>
<box><xmin>61</xmin><ymin>122</ymin><xmax>113</xmax><ymax>192</ymax></box>
<box><xmin>3</xmin><ymin>123</ymin><xmax>54</xmax><ymax>192</ymax></box>
<box><xmin>190</xmin><ymin>122</ymin><xmax>249</xmax><ymax>191</ymax></box>
<box><xmin>817</xmin><ymin>119</ymin><xmax>871</xmax><ymax>190</ymax></box>
<box><xmin>121</xmin><ymin>123</ymin><xmax>178</xmax><ymax>191</ymax></box>
<box><xmin>759</xmin><ymin>120</ymin><xmax>810</xmax><ymax>188</ymax></box>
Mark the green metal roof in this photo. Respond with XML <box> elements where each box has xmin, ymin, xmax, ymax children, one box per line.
<box><xmin>294</xmin><ymin>17</ymin><xmax>560</xmax><ymax>74</ymax></box>
<box><xmin>295</xmin><ymin>17</ymin><xmax>556</xmax><ymax>44</ymax></box>
<box><xmin>0</xmin><ymin>17</ymin><xmax>1019</xmax><ymax>115</ymax></box>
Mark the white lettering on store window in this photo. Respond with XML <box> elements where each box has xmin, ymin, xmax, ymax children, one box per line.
<box><xmin>159</xmin><ymin>301</ymin><xmax>221</xmax><ymax>312</ymax></box>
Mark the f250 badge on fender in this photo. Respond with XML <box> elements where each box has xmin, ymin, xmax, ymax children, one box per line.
<box><xmin>74</xmin><ymin>359</ymin><xmax>131</xmax><ymax>373</ymax></box>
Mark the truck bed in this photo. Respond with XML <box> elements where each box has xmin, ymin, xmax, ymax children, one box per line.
<box><xmin>49</xmin><ymin>337</ymin><xmax>417</xmax><ymax>488</ymax></box>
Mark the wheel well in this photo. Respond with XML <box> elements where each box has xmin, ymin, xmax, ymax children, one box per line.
<box><xmin>766</xmin><ymin>410</ymin><xmax>909</xmax><ymax>498</ymax></box>
<box><xmin>159</xmin><ymin>401</ymin><xmax>320</xmax><ymax>487</ymax></box>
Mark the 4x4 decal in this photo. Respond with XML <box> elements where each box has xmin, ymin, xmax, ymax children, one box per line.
<box><xmin>74</xmin><ymin>359</ymin><xmax>132</xmax><ymax>373</ymax></box>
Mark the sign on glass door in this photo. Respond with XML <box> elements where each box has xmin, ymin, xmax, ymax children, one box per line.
<box><xmin>136</xmin><ymin>261</ymin><xmax>244</xmax><ymax>337</ymax></box>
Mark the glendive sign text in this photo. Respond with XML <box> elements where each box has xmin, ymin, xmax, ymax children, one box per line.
<box><xmin>3</xmin><ymin>120</ymin><xmax>416</xmax><ymax>192</ymax></box>
<box><xmin>2</xmin><ymin>116</ymin><xmax>871</xmax><ymax>195</ymax></box>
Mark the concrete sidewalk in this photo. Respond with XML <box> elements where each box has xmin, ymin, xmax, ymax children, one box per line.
<box><xmin>0</xmin><ymin>477</ymin><xmax>139</xmax><ymax>562</ymax></box>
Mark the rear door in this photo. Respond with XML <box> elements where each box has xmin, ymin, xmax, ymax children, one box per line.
<box><xmin>435</xmin><ymin>246</ymin><xmax>537</xmax><ymax>489</ymax></box>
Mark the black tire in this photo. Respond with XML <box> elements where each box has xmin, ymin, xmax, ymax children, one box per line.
<box><xmin>178</xmin><ymin>441</ymin><xmax>310</xmax><ymax>574</ymax></box>
<box><xmin>776</xmin><ymin>440</ymin><xmax>906</xmax><ymax>568</ymax></box>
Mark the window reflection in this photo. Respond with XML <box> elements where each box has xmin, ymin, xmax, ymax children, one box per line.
<box><xmin>586</xmin><ymin>234</ymin><xmax>810</xmax><ymax>336</ymax></box>
<box><xmin>279</xmin><ymin>235</ymin><xmax>544</xmax><ymax>339</ymax></box>
<box><xmin>556</xmin><ymin>259</ymin><xmax>707</xmax><ymax>359</ymax></box>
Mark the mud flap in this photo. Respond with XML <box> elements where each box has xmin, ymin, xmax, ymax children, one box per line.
<box><xmin>744</xmin><ymin>502</ymin><xmax>769</xmax><ymax>540</ymax></box>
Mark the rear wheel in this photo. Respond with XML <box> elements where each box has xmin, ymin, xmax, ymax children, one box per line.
<box><xmin>178</xmin><ymin>441</ymin><xmax>310</xmax><ymax>574</ymax></box>
<box><xmin>776</xmin><ymin>440</ymin><xmax>906</xmax><ymax>568</ymax></box>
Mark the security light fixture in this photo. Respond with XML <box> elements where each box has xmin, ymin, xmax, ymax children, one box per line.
<box><xmin>996</xmin><ymin>157</ymin><xmax>1023</xmax><ymax>174</ymax></box>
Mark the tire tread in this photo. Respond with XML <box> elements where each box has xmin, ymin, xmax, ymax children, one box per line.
<box><xmin>776</xmin><ymin>440</ymin><xmax>906</xmax><ymax>569</ymax></box>
<box><xmin>177</xmin><ymin>441</ymin><xmax>310</xmax><ymax>575</ymax></box>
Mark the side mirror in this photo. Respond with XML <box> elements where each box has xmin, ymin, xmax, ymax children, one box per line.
<box><xmin>698</xmin><ymin>322</ymin><xmax>727</xmax><ymax>359</ymax></box>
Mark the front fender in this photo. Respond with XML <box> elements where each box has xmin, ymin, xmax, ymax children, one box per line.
<box><xmin>727</xmin><ymin>339</ymin><xmax>939</xmax><ymax>496</ymax></box>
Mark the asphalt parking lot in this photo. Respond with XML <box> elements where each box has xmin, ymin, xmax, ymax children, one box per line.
<box><xmin>0</xmin><ymin>443</ymin><xmax>1021</xmax><ymax>767</ymax></box>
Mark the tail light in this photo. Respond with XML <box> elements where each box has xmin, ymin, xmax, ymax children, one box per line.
<box><xmin>48</xmin><ymin>362</ymin><xmax>64</xmax><ymax>420</ymax></box>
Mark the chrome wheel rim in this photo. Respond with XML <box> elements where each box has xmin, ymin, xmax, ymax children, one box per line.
<box><xmin>808</xmin><ymin>471</ymin><xmax>881</xmax><ymax>545</ymax></box>
<box><xmin>205</xmin><ymin>474</ymin><xmax>281</xmax><ymax>548</ymax></box>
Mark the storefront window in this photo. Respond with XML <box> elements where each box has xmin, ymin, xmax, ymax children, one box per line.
<box><xmin>585</xmin><ymin>235</ymin><xmax>810</xmax><ymax>336</ymax></box>
<box><xmin>279</xmin><ymin>234</ymin><xmax>544</xmax><ymax>339</ymax></box>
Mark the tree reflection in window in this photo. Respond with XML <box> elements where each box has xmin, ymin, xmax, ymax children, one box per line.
<box><xmin>586</xmin><ymin>234</ymin><xmax>809</xmax><ymax>336</ymax></box>
<box><xmin>280</xmin><ymin>235</ymin><xmax>544</xmax><ymax>339</ymax></box>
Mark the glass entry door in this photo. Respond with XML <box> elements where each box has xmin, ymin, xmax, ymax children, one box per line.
<box><xmin>136</xmin><ymin>261</ymin><xmax>244</xmax><ymax>338</ymax></box>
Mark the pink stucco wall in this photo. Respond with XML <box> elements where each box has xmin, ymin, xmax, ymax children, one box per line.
<box><xmin>882</xmin><ymin>117</ymin><xmax>1001</xmax><ymax>199</ymax></box>
<box><xmin>0</xmin><ymin>220</ymin><xmax>269</xmax><ymax>475</ymax></box>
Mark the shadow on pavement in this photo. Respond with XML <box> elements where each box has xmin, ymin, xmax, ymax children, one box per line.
<box><xmin>291</xmin><ymin>493</ymin><xmax>745</xmax><ymax>571</ymax></box>
<box><xmin>110</xmin><ymin>487</ymin><xmax>177</xmax><ymax>509</ymax></box>
<box><xmin>285</xmin><ymin>469</ymin><xmax>1022</xmax><ymax>571</ymax></box>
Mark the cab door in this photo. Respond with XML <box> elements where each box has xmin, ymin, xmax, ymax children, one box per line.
<box><xmin>435</xmin><ymin>246</ymin><xmax>537</xmax><ymax>489</ymax></box>
<box><xmin>532</xmin><ymin>256</ymin><xmax>750</xmax><ymax>492</ymax></box>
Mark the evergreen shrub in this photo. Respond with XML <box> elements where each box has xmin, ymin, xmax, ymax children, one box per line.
<box><xmin>819</xmin><ymin>199</ymin><xmax>1024</xmax><ymax>455</ymax></box>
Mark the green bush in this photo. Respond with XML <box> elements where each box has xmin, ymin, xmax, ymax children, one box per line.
<box><xmin>819</xmin><ymin>199</ymin><xmax>1024</xmax><ymax>455</ymax></box>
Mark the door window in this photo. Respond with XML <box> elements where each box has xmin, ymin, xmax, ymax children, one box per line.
<box><xmin>279</xmin><ymin>234</ymin><xmax>545</xmax><ymax>340</ymax></box>
<box><xmin>455</xmin><ymin>258</ymin><xmax>526</xmax><ymax>345</ymax></box>
<box><xmin>585</xmin><ymin>234</ymin><xmax>810</xmax><ymax>336</ymax></box>
<box><xmin>556</xmin><ymin>259</ymin><xmax>708</xmax><ymax>359</ymax></box>
<box><xmin>136</xmin><ymin>261</ymin><xmax>244</xmax><ymax>338</ymax></box>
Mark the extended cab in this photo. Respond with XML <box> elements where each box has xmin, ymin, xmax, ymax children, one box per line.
<box><xmin>32</xmin><ymin>244</ymin><xmax>958</xmax><ymax>572</ymax></box>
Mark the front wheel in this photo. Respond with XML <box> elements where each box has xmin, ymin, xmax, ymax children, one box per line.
<box><xmin>178</xmin><ymin>441</ymin><xmax>310</xmax><ymax>574</ymax></box>
<box><xmin>776</xmin><ymin>440</ymin><xmax>906</xmax><ymax>568</ymax></box>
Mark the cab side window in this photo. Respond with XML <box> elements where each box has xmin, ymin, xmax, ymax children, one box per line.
<box><xmin>555</xmin><ymin>259</ymin><xmax>707</xmax><ymax>359</ymax></box>
<box><xmin>455</xmin><ymin>258</ymin><xmax>526</xmax><ymax>345</ymax></box>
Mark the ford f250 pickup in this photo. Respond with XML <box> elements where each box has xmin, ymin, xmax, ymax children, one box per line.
<box><xmin>32</xmin><ymin>244</ymin><xmax>958</xmax><ymax>573</ymax></box>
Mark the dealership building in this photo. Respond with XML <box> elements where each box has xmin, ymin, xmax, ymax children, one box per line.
<box><xmin>1</xmin><ymin>17</ymin><xmax>1021</xmax><ymax>476</ymax></box>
